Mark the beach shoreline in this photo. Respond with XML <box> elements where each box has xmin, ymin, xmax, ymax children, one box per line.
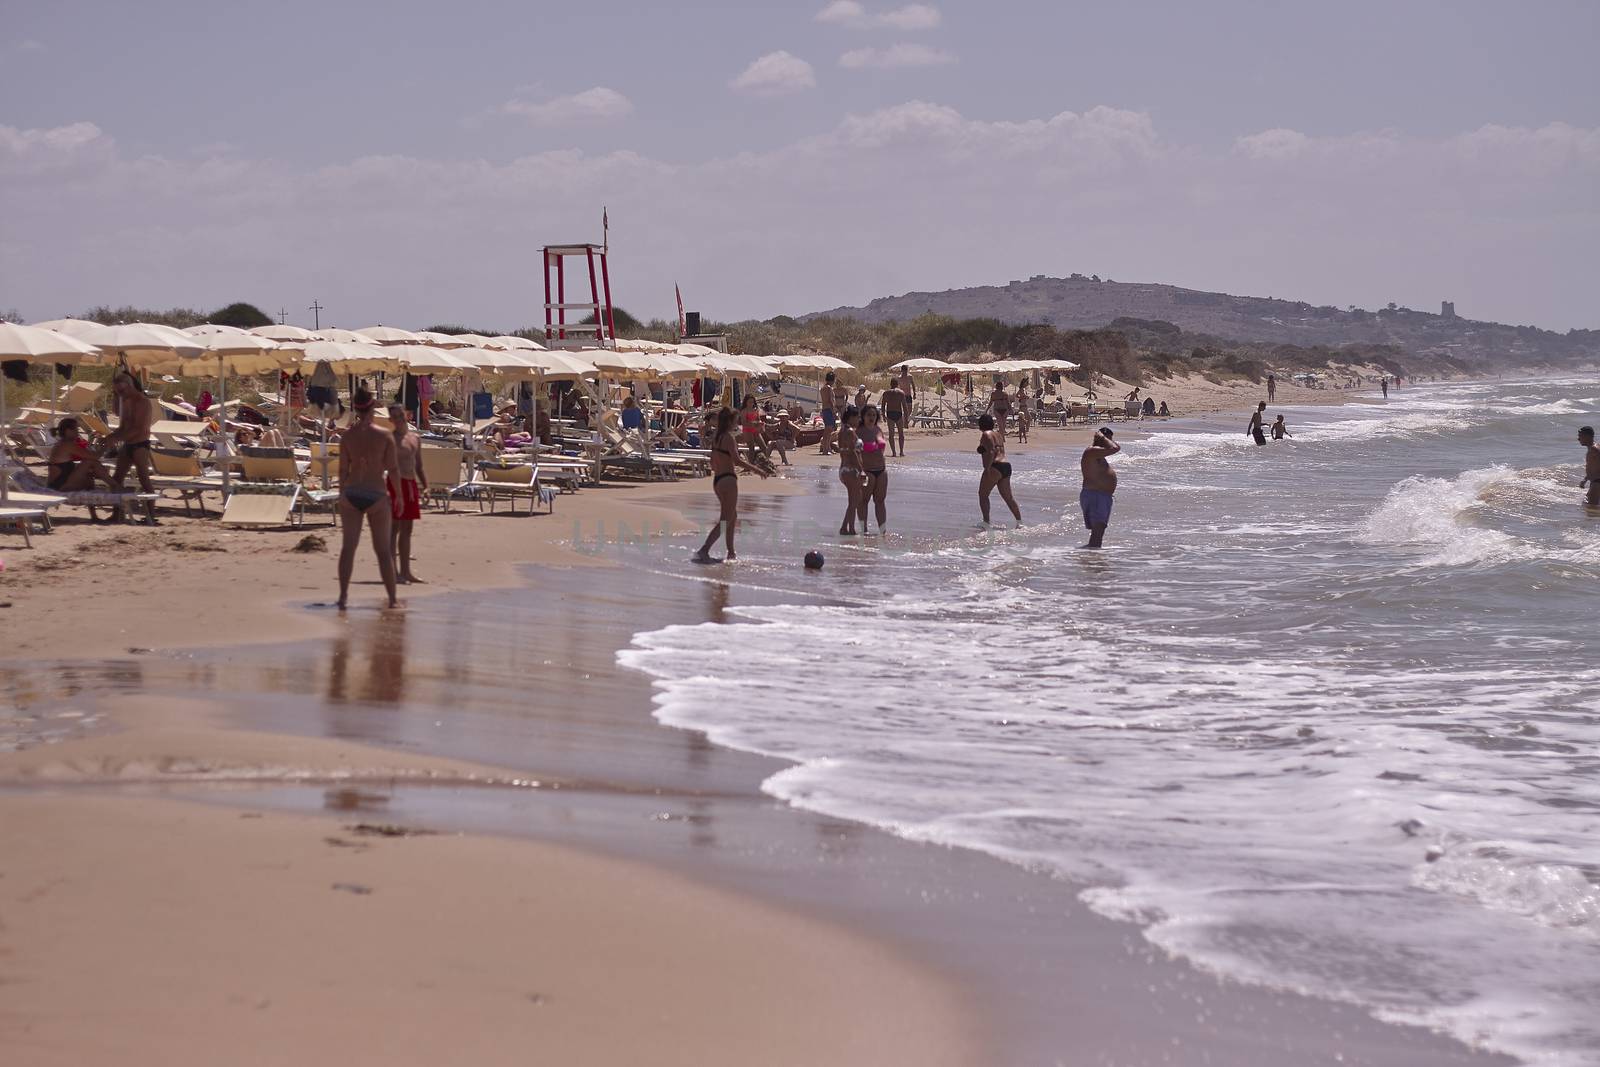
<box><xmin>0</xmin><ymin>389</ymin><xmax>1512</xmax><ymax>1066</ymax></box>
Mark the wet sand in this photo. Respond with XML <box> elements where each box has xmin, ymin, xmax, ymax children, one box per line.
<box><xmin>0</xmin><ymin>417</ymin><xmax>1509</xmax><ymax>1065</ymax></box>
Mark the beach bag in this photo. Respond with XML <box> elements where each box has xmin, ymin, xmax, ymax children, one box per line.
<box><xmin>472</xmin><ymin>392</ymin><xmax>494</xmax><ymax>420</ymax></box>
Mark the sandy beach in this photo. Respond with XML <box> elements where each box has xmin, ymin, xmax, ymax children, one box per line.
<box><xmin>0</xmin><ymin>389</ymin><xmax>1513</xmax><ymax>1066</ymax></box>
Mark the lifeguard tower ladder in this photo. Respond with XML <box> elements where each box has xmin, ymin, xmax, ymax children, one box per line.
<box><xmin>543</xmin><ymin>243</ymin><xmax>616</xmax><ymax>350</ymax></box>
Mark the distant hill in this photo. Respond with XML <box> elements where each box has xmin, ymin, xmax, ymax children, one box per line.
<box><xmin>801</xmin><ymin>275</ymin><xmax>1597</xmax><ymax>369</ymax></box>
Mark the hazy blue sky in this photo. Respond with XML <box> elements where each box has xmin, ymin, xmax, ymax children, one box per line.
<box><xmin>4</xmin><ymin>0</ymin><xmax>1596</xmax><ymax>330</ymax></box>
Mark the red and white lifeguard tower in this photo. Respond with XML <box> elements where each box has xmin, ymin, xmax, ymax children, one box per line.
<box><xmin>542</xmin><ymin>243</ymin><xmax>616</xmax><ymax>349</ymax></box>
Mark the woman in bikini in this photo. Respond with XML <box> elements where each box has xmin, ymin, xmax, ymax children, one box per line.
<box><xmin>46</xmin><ymin>417</ymin><xmax>116</xmax><ymax>491</ymax></box>
<box><xmin>976</xmin><ymin>412</ymin><xmax>1022</xmax><ymax>525</ymax></box>
<box><xmin>335</xmin><ymin>388</ymin><xmax>400</xmax><ymax>609</ymax></box>
<box><xmin>694</xmin><ymin>407</ymin><xmax>770</xmax><ymax>563</ymax></box>
<box><xmin>858</xmin><ymin>404</ymin><xmax>890</xmax><ymax>533</ymax></box>
<box><xmin>1014</xmin><ymin>381</ymin><xmax>1031</xmax><ymax>443</ymax></box>
<box><xmin>836</xmin><ymin>406</ymin><xmax>866</xmax><ymax>535</ymax></box>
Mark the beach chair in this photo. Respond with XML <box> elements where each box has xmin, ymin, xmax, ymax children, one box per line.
<box><xmin>475</xmin><ymin>462</ymin><xmax>556</xmax><ymax>515</ymax></box>
<box><xmin>57</xmin><ymin>380</ymin><xmax>104</xmax><ymax>413</ymax></box>
<box><xmin>418</xmin><ymin>446</ymin><xmax>470</xmax><ymax>511</ymax></box>
<box><xmin>149</xmin><ymin>447</ymin><xmax>227</xmax><ymax>516</ymax></box>
<box><xmin>223</xmin><ymin>450</ymin><xmax>337</xmax><ymax>527</ymax></box>
<box><xmin>0</xmin><ymin>506</ymin><xmax>49</xmax><ymax>547</ymax></box>
<box><xmin>76</xmin><ymin>411</ymin><xmax>114</xmax><ymax>439</ymax></box>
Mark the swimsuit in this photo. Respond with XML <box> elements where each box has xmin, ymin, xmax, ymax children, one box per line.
<box><xmin>48</xmin><ymin>460</ymin><xmax>78</xmax><ymax>490</ymax></box>
<box><xmin>391</xmin><ymin>477</ymin><xmax>422</xmax><ymax>521</ymax></box>
<box><xmin>992</xmin><ymin>461</ymin><xmax>1012</xmax><ymax>479</ymax></box>
<box><xmin>714</xmin><ymin>472</ymin><xmax>737</xmax><ymax>487</ymax></box>
<box><xmin>1080</xmin><ymin>488</ymin><xmax>1114</xmax><ymax>529</ymax></box>
<box><xmin>343</xmin><ymin>486</ymin><xmax>386</xmax><ymax>512</ymax></box>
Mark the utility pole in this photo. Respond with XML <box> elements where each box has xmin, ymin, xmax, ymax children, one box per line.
<box><xmin>309</xmin><ymin>300</ymin><xmax>324</xmax><ymax>330</ymax></box>
<box><xmin>278</xmin><ymin>307</ymin><xmax>288</xmax><ymax>324</ymax></box>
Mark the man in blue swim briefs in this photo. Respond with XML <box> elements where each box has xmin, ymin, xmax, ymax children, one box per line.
<box><xmin>1079</xmin><ymin>426</ymin><xmax>1120</xmax><ymax>549</ymax></box>
<box><xmin>819</xmin><ymin>371</ymin><xmax>838</xmax><ymax>455</ymax></box>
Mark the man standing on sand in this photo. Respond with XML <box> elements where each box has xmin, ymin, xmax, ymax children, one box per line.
<box><xmin>1267</xmin><ymin>374</ymin><xmax>1277</xmax><ymax>402</ymax></box>
<box><xmin>103</xmin><ymin>370</ymin><xmax>156</xmax><ymax>497</ymax></box>
<box><xmin>388</xmin><ymin>403</ymin><xmax>427</xmax><ymax>584</ymax></box>
<box><xmin>1080</xmin><ymin>427</ymin><xmax>1119</xmax><ymax>549</ymax></box>
<box><xmin>1381</xmin><ymin>377</ymin><xmax>1389</xmax><ymax>399</ymax></box>
<box><xmin>1578</xmin><ymin>426</ymin><xmax>1600</xmax><ymax>507</ymax></box>
<box><xmin>819</xmin><ymin>371</ymin><xmax>838</xmax><ymax>455</ymax></box>
<box><xmin>881</xmin><ymin>376</ymin><xmax>908</xmax><ymax>457</ymax></box>
<box><xmin>1246</xmin><ymin>401</ymin><xmax>1268</xmax><ymax>446</ymax></box>
<box><xmin>336</xmin><ymin>389</ymin><xmax>400</xmax><ymax>610</ymax></box>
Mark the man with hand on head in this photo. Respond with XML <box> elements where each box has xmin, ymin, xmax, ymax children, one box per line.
<box><xmin>1080</xmin><ymin>426</ymin><xmax>1120</xmax><ymax>550</ymax></box>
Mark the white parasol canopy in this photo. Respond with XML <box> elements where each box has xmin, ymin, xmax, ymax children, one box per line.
<box><xmin>29</xmin><ymin>318</ymin><xmax>105</xmax><ymax>338</ymax></box>
<box><xmin>412</xmin><ymin>330</ymin><xmax>473</xmax><ymax>348</ymax></box>
<box><xmin>315</xmin><ymin>327</ymin><xmax>375</xmax><ymax>344</ymax></box>
<box><xmin>250</xmin><ymin>324</ymin><xmax>321</xmax><ymax>342</ymax></box>
<box><xmin>184</xmin><ymin>323</ymin><xmax>249</xmax><ymax>337</ymax></box>
<box><xmin>297</xmin><ymin>340</ymin><xmax>404</xmax><ymax>375</ymax></box>
<box><xmin>0</xmin><ymin>324</ymin><xmax>107</xmax><ymax>502</ymax></box>
<box><xmin>485</xmin><ymin>334</ymin><xmax>545</xmax><ymax>351</ymax></box>
<box><xmin>78</xmin><ymin>322</ymin><xmax>203</xmax><ymax>364</ymax></box>
<box><xmin>393</xmin><ymin>345</ymin><xmax>477</xmax><ymax>373</ymax></box>
<box><xmin>519</xmin><ymin>349</ymin><xmax>598</xmax><ymax>381</ymax></box>
<box><xmin>355</xmin><ymin>325</ymin><xmax>423</xmax><ymax>345</ymax></box>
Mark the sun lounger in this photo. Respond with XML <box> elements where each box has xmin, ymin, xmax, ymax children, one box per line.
<box><xmin>57</xmin><ymin>380</ymin><xmax>104</xmax><ymax>412</ymax></box>
<box><xmin>149</xmin><ymin>447</ymin><xmax>227</xmax><ymax>516</ymax></box>
<box><xmin>3</xmin><ymin>464</ymin><xmax>158</xmax><ymax>521</ymax></box>
<box><xmin>475</xmin><ymin>462</ymin><xmax>556</xmax><ymax>515</ymax></box>
<box><xmin>224</xmin><ymin>451</ymin><xmax>338</xmax><ymax>526</ymax></box>
<box><xmin>0</xmin><ymin>506</ymin><xmax>48</xmax><ymax>547</ymax></box>
<box><xmin>149</xmin><ymin>419</ymin><xmax>211</xmax><ymax>447</ymax></box>
<box><xmin>419</xmin><ymin>446</ymin><xmax>473</xmax><ymax>511</ymax></box>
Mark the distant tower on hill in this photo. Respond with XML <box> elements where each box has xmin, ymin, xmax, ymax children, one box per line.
<box><xmin>1441</xmin><ymin>300</ymin><xmax>1456</xmax><ymax>319</ymax></box>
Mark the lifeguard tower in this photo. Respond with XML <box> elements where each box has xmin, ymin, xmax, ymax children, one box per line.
<box><xmin>542</xmin><ymin>243</ymin><xmax>616</xmax><ymax>350</ymax></box>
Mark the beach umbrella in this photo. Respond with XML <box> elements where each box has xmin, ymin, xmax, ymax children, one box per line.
<box><xmin>0</xmin><ymin>323</ymin><xmax>105</xmax><ymax>502</ymax></box>
<box><xmin>184</xmin><ymin>323</ymin><xmax>249</xmax><ymax>337</ymax></box>
<box><xmin>891</xmin><ymin>356</ymin><xmax>951</xmax><ymax>372</ymax></box>
<box><xmin>412</xmin><ymin>331</ymin><xmax>474</xmax><ymax>349</ymax></box>
<box><xmin>355</xmin><ymin>325</ymin><xmax>423</xmax><ymax>346</ymax></box>
<box><xmin>445</xmin><ymin>332</ymin><xmax>494</xmax><ymax>348</ymax></box>
<box><xmin>77</xmin><ymin>322</ymin><xmax>203</xmax><ymax>362</ymax></box>
<box><xmin>250</xmin><ymin>324</ymin><xmax>321</xmax><ymax>342</ymax></box>
<box><xmin>485</xmin><ymin>334</ymin><xmax>545</xmax><ymax>352</ymax></box>
<box><xmin>29</xmin><ymin>318</ymin><xmax>104</xmax><ymax>338</ymax></box>
<box><xmin>174</xmin><ymin>335</ymin><xmax>293</xmax><ymax>492</ymax></box>
<box><xmin>297</xmin><ymin>340</ymin><xmax>403</xmax><ymax>375</ymax></box>
<box><xmin>391</xmin><ymin>345</ymin><xmax>476</xmax><ymax>373</ymax></box>
<box><xmin>314</xmin><ymin>327</ymin><xmax>374</xmax><ymax>344</ymax></box>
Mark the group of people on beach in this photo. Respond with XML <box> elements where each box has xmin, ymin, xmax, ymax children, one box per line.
<box><xmin>694</xmin><ymin>372</ymin><xmax>1128</xmax><ymax>562</ymax></box>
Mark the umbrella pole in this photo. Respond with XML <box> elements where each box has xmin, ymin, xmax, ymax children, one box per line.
<box><xmin>50</xmin><ymin>364</ymin><xmax>58</xmax><ymax>423</ymax></box>
<box><xmin>1</xmin><ymin>371</ymin><xmax>10</xmax><ymax>504</ymax></box>
<box><xmin>219</xmin><ymin>366</ymin><xmax>230</xmax><ymax>495</ymax></box>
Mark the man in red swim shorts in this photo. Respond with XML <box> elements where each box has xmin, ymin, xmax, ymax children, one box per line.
<box><xmin>388</xmin><ymin>404</ymin><xmax>428</xmax><ymax>584</ymax></box>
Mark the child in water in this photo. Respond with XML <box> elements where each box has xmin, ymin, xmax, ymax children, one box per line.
<box><xmin>1271</xmin><ymin>415</ymin><xmax>1293</xmax><ymax>441</ymax></box>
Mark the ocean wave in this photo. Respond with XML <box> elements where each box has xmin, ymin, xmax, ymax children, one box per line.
<box><xmin>1359</xmin><ymin>466</ymin><xmax>1527</xmax><ymax>566</ymax></box>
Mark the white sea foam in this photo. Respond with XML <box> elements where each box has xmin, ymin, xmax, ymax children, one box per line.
<box><xmin>620</xmin><ymin>379</ymin><xmax>1600</xmax><ymax>1065</ymax></box>
<box><xmin>1360</xmin><ymin>466</ymin><xmax>1525</xmax><ymax>565</ymax></box>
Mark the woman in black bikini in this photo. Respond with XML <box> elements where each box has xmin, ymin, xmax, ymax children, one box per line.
<box><xmin>858</xmin><ymin>404</ymin><xmax>890</xmax><ymax>533</ymax></box>
<box><xmin>694</xmin><ymin>407</ymin><xmax>770</xmax><ymax>563</ymax></box>
<box><xmin>46</xmin><ymin>418</ymin><xmax>116</xmax><ymax>491</ymax></box>
<box><xmin>976</xmin><ymin>412</ymin><xmax>1021</xmax><ymax>525</ymax></box>
<box><xmin>836</xmin><ymin>406</ymin><xmax>866</xmax><ymax>535</ymax></box>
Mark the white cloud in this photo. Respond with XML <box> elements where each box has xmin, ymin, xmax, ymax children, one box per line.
<box><xmin>3</xmin><ymin>111</ymin><xmax>1596</xmax><ymax>332</ymax></box>
<box><xmin>816</xmin><ymin>0</ymin><xmax>866</xmax><ymax>24</ymax></box>
<box><xmin>498</xmin><ymin>87</ymin><xmax>633</xmax><ymax>126</ymax></box>
<box><xmin>839</xmin><ymin>43</ymin><xmax>955</xmax><ymax>69</ymax></box>
<box><xmin>878</xmin><ymin>4</ymin><xmax>941</xmax><ymax>30</ymax></box>
<box><xmin>816</xmin><ymin>2</ymin><xmax>941</xmax><ymax>29</ymax></box>
<box><xmin>730</xmin><ymin>51</ymin><xmax>817</xmax><ymax>96</ymax></box>
<box><xmin>17</xmin><ymin>38</ymin><xmax>46</xmax><ymax>52</ymax></box>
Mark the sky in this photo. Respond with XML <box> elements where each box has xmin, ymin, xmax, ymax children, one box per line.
<box><xmin>2</xmin><ymin>0</ymin><xmax>1597</xmax><ymax>332</ymax></box>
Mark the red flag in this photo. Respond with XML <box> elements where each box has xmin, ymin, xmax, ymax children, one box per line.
<box><xmin>602</xmin><ymin>206</ymin><xmax>608</xmax><ymax>253</ymax></box>
<box><xmin>675</xmin><ymin>282</ymin><xmax>686</xmax><ymax>339</ymax></box>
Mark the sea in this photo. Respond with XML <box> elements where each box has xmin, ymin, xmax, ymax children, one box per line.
<box><xmin>620</xmin><ymin>376</ymin><xmax>1600</xmax><ymax>1066</ymax></box>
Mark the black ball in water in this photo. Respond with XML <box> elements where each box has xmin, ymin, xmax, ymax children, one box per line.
<box><xmin>803</xmin><ymin>550</ymin><xmax>825</xmax><ymax>571</ymax></box>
